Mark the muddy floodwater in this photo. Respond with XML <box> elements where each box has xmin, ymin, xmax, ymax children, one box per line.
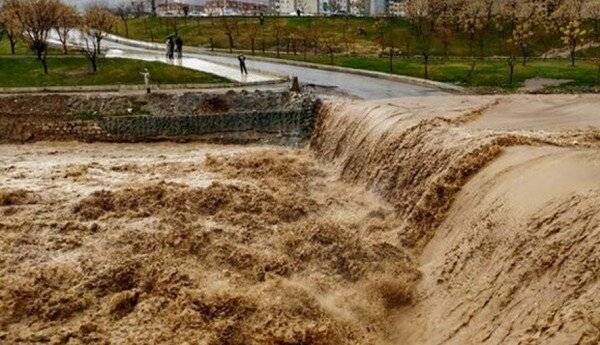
<box><xmin>1</xmin><ymin>142</ymin><xmax>410</xmax><ymax>344</ymax></box>
<box><xmin>1</xmin><ymin>94</ymin><xmax>600</xmax><ymax>345</ymax></box>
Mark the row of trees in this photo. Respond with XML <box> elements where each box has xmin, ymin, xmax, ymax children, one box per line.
<box><xmin>0</xmin><ymin>0</ymin><xmax>117</xmax><ymax>74</ymax></box>
<box><xmin>401</xmin><ymin>0</ymin><xmax>600</xmax><ymax>81</ymax></box>
<box><xmin>196</xmin><ymin>0</ymin><xmax>600</xmax><ymax>83</ymax></box>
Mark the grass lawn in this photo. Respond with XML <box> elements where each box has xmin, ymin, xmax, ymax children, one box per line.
<box><xmin>244</xmin><ymin>52</ymin><xmax>600</xmax><ymax>89</ymax></box>
<box><xmin>0</xmin><ymin>56</ymin><xmax>229</xmax><ymax>88</ymax></box>
<box><xmin>113</xmin><ymin>16</ymin><xmax>589</xmax><ymax>57</ymax></box>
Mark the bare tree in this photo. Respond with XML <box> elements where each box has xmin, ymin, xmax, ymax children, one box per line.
<box><xmin>11</xmin><ymin>0</ymin><xmax>63</xmax><ymax>74</ymax></box>
<box><xmin>272</xmin><ymin>18</ymin><xmax>286</xmax><ymax>58</ymax></box>
<box><xmin>80</xmin><ymin>6</ymin><xmax>117</xmax><ymax>73</ymax></box>
<box><xmin>405</xmin><ymin>0</ymin><xmax>443</xmax><ymax>79</ymax></box>
<box><xmin>246</xmin><ymin>21</ymin><xmax>260</xmax><ymax>55</ymax></box>
<box><xmin>115</xmin><ymin>3</ymin><xmax>134</xmax><ymax>38</ymax></box>
<box><xmin>374</xmin><ymin>17</ymin><xmax>404</xmax><ymax>73</ymax></box>
<box><xmin>220</xmin><ymin>17</ymin><xmax>239</xmax><ymax>53</ymax></box>
<box><xmin>54</xmin><ymin>3</ymin><xmax>79</xmax><ymax>54</ymax></box>
<box><xmin>0</xmin><ymin>0</ymin><xmax>20</xmax><ymax>55</ymax></box>
<box><xmin>587</xmin><ymin>0</ymin><xmax>600</xmax><ymax>41</ymax></box>
<box><xmin>321</xmin><ymin>31</ymin><xmax>340</xmax><ymax>64</ymax></box>
<box><xmin>561</xmin><ymin>19</ymin><xmax>587</xmax><ymax>66</ymax></box>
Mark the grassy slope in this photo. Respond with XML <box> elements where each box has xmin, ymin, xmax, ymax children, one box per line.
<box><xmin>252</xmin><ymin>52</ymin><xmax>600</xmax><ymax>88</ymax></box>
<box><xmin>113</xmin><ymin>16</ymin><xmax>600</xmax><ymax>89</ymax></box>
<box><xmin>0</xmin><ymin>57</ymin><xmax>229</xmax><ymax>88</ymax></box>
<box><xmin>115</xmin><ymin>16</ymin><xmax>511</xmax><ymax>56</ymax></box>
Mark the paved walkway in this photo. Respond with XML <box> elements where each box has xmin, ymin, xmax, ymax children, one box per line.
<box><xmin>49</xmin><ymin>31</ymin><xmax>447</xmax><ymax>99</ymax></box>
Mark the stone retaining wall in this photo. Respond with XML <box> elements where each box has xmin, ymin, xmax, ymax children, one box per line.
<box><xmin>0</xmin><ymin>90</ymin><xmax>318</xmax><ymax>144</ymax></box>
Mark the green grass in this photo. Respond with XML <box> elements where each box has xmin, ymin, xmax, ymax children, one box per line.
<box><xmin>0</xmin><ymin>56</ymin><xmax>229</xmax><ymax>88</ymax></box>
<box><xmin>0</xmin><ymin>38</ymin><xmax>66</xmax><ymax>55</ymax></box>
<box><xmin>114</xmin><ymin>16</ymin><xmax>572</xmax><ymax>57</ymax></box>
<box><xmin>248</xmin><ymin>52</ymin><xmax>600</xmax><ymax>89</ymax></box>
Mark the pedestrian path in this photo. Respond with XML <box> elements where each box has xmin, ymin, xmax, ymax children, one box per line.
<box><xmin>47</xmin><ymin>30</ymin><xmax>281</xmax><ymax>84</ymax></box>
<box><xmin>104</xmin><ymin>49</ymin><xmax>278</xmax><ymax>83</ymax></box>
<box><xmin>49</xmin><ymin>31</ymin><xmax>448</xmax><ymax>99</ymax></box>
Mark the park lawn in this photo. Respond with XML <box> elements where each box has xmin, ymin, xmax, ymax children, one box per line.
<box><xmin>0</xmin><ymin>56</ymin><xmax>229</xmax><ymax>88</ymax></box>
<box><xmin>114</xmin><ymin>16</ymin><xmax>514</xmax><ymax>57</ymax></box>
<box><xmin>248</xmin><ymin>52</ymin><xmax>600</xmax><ymax>89</ymax></box>
<box><xmin>0</xmin><ymin>38</ymin><xmax>67</xmax><ymax>56</ymax></box>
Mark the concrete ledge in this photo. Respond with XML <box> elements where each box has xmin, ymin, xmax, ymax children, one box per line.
<box><xmin>0</xmin><ymin>79</ymin><xmax>287</xmax><ymax>94</ymax></box>
<box><xmin>103</xmin><ymin>35</ymin><xmax>464</xmax><ymax>93</ymax></box>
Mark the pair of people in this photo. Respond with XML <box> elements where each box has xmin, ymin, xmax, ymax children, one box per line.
<box><xmin>166</xmin><ymin>36</ymin><xmax>183</xmax><ymax>60</ymax></box>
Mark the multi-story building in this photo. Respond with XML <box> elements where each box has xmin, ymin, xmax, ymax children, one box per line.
<box><xmin>276</xmin><ymin>0</ymin><xmax>320</xmax><ymax>15</ymax></box>
<box><xmin>204</xmin><ymin>0</ymin><xmax>269</xmax><ymax>15</ymax></box>
<box><xmin>156</xmin><ymin>1</ymin><xmax>206</xmax><ymax>16</ymax></box>
<box><xmin>369</xmin><ymin>0</ymin><xmax>386</xmax><ymax>16</ymax></box>
<box><xmin>386</xmin><ymin>0</ymin><xmax>405</xmax><ymax>16</ymax></box>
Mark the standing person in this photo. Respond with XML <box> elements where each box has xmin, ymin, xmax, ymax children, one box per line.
<box><xmin>175</xmin><ymin>36</ymin><xmax>183</xmax><ymax>59</ymax></box>
<box><xmin>140</xmin><ymin>68</ymin><xmax>151</xmax><ymax>94</ymax></box>
<box><xmin>167</xmin><ymin>37</ymin><xmax>175</xmax><ymax>60</ymax></box>
<box><xmin>165</xmin><ymin>38</ymin><xmax>171</xmax><ymax>59</ymax></box>
<box><xmin>238</xmin><ymin>54</ymin><xmax>248</xmax><ymax>75</ymax></box>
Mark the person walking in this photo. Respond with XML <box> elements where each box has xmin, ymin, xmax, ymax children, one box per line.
<box><xmin>238</xmin><ymin>54</ymin><xmax>248</xmax><ymax>75</ymax></box>
<box><xmin>140</xmin><ymin>68</ymin><xmax>151</xmax><ymax>94</ymax></box>
<box><xmin>175</xmin><ymin>36</ymin><xmax>183</xmax><ymax>59</ymax></box>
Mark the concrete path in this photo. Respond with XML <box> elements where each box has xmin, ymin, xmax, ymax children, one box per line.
<box><xmin>49</xmin><ymin>31</ymin><xmax>447</xmax><ymax>99</ymax></box>
<box><xmin>104</xmin><ymin>49</ymin><xmax>276</xmax><ymax>83</ymax></box>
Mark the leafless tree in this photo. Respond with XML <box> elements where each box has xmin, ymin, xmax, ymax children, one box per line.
<box><xmin>80</xmin><ymin>6</ymin><xmax>117</xmax><ymax>73</ymax></box>
<box><xmin>10</xmin><ymin>0</ymin><xmax>63</xmax><ymax>74</ymax></box>
<box><xmin>405</xmin><ymin>0</ymin><xmax>444</xmax><ymax>79</ymax></box>
<box><xmin>272</xmin><ymin>18</ymin><xmax>286</xmax><ymax>58</ymax></box>
<box><xmin>54</xmin><ymin>2</ymin><xmax>80</xmax><ymax>54</ymax></box>
<box><xmin>115</xmin><ymin>3</ymin><xmax>134</xmax><ymax>38</ymax></box>
<box><xmin>561</xmin><ymin>19</ymin><xmax>587</xmax><ymax>66</ymax></box>
<box><xmin>246</xmin><ymin>21</ymin><xmax>260</xmax><ymax>55</ymax></box>
<box><xmin>0</xmin><ymin>0</ymin><xmax>20</xmax><ymax>55</ymax></box>
<box><xmin>220</xmin><ymin>17</ymin><xmax>239</xmax><ymax>53</ymax></box>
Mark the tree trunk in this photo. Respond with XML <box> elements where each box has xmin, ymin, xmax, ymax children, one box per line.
<box><xmin>123</xmin><ymin>20</ymin><xmax>130</xmax><ymax>38</ymax></box>
<box><xmin>91</xmin><ymin>57</ymin><xmax>97</xmax><ymax>73</ymax></box>
<box><xmin>389</xmin><ymin>47</ymin><xmax>393</xmax><ymax>73</ymax></box>
<box><xmin>276</xmin><ymin>37</ymin><xmax>280</xmax><ymax>57</ymax></box>
<box><xmin>9</xmin><ymin>35</ymin><xmax>16</xmax><ymax>55</ymax></box>
<box><xmin>423</xmin><ymin>54</ymin><xmax>429</xmax><ymax>79</ymax></box>
<box><xmin>570</xmin><ymin>48</ymin><xmax>576</xmax><ymax>67</ymax></box>
<box><xmin>443</xmin><ymin>42</ymin><xmax>449</xmax><ymax>61</ymax></box>
<box><xmin>329</xmin><ymin>48</ymin><xmax>334</xmax><ymax>65</ymax></box>
<box><xmin>41</xmin><ymin>51</ymin><xmax>49</xmax><ymax>75</ymax></box>
<box><xmin>303</xmin><ymin>39</ymin><xmax>307</xmax><ymax>60</ymax></box>
<box><xmin>508</xmin><ymin>58</ymin><xmax>515</xmax><ymax>86</ymax></box>
<box><xmin>62</xmin><ymin>42</ymin><xmax>68</xmax><ymax>55</ymax></box>
<box><xmin>228</xmin><ymin>34</ymin><xmax>234</xmax><ymax>53</ymax></box>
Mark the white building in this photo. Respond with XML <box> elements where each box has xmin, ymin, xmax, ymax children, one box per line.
<box><xmin>369</xmin><ymin>0</ymin><xmax>386</xmax><ymax>16</ymax></box>
<box><xmin>275</xmin><ymin>0</ymin><xmax>320</xmax><ymax>15</ymax></box>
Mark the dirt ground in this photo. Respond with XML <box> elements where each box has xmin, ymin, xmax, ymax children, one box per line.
<box><xmin>1</xmin><ymin>94</ymin><xmax>600</xmax><ymax>345</ymax></box>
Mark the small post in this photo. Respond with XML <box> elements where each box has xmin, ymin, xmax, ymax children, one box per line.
<box><xmin>290</xmin><ymin>76</ymin><xmax>301</xmax><ymax>93</ymax></box>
